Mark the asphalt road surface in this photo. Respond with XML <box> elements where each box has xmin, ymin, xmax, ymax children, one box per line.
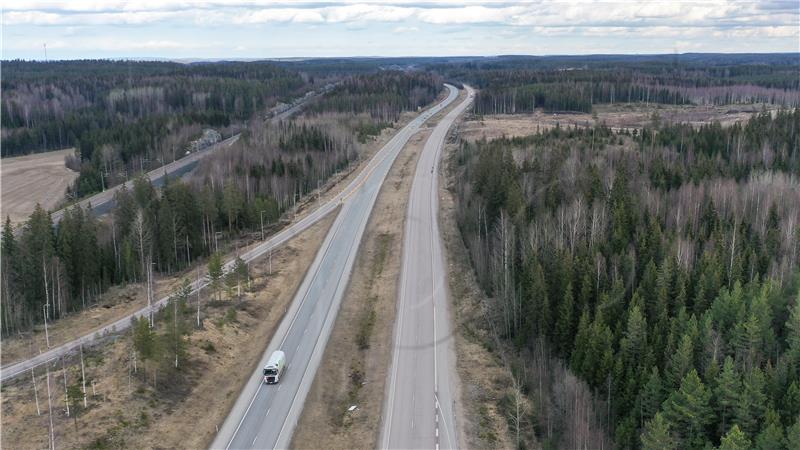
<box><xmin>0</xmin><ymin>87</ymin><xmax>450</xmax><ymax>384</ymax></box>
<box><xmin>381</xmin><ymin>86</ymin><xmax>474</xmax><ymax>450</ymax></box>
<box><xmin>212</xmin><ymin>85</ymin><xmax>460</xmax><ymax>450</ymax></box>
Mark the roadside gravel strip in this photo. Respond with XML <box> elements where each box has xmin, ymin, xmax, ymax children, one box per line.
<box><xmin>211</xmin><ymin>85</ymin><xmax>460</xmax><ymax>450</ymax></box>
<box><xmin>0</xmin><ymin>87</ymin><xmax>452</xmax><ymax>384</ymax></box>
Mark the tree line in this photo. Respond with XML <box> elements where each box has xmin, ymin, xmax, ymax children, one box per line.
<box><xmin>432</xmin><ymin>56</ymin><xmax>800</xmax><ymax>115</ymax></box>
<box><xmin>452</xmin><ymin>108</ymin><xmax>800</xmax><ymax>448</ymax></box>
<box><xmin>307</xmin><ymin>70</ymin><xmax>441</xmax><ymax>122</ymax></box>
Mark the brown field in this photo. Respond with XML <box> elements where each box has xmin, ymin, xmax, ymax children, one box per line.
<box><xmin>460</xmin><ymin>103</ymin><xmax>776</xmax><ymax>142</ymax></box>
<box><xmin>1</xmin><ymin>149</ymin><xmax>78</xmax><ymax>226</ymax></box>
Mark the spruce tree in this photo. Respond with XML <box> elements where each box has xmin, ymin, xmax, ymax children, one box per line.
<box><xmin>555</xmin><ymin>282</ymin><xmax>574</xmax><ymax>356</ymax></box>
<box><xmin>663</xmin><ymin>369</ymin><xmax>713</xmax><ymax>448</ymax></box>
<box><xmin>714</xmin><ymin>356</ymin><xmax>741</xmax><ymax>436</ymax></box>
<box><xmin>641</xmin><ymin>412</ymin><xmax>677</xmax><ymax>450</ymax></box>
<box><xmin>754</xmin><ymin>410</ymin><xmax>786</xmax><ymax>450</ymax></box>
<box><xmin>718</xmin><ymin>425</ymin><xmax>751</xmax><ymax>450</ymax></box>
<box><xmin>734</xmin><ymin>367</ymin><xmax>767</xmax><ymax>437</ymax></box>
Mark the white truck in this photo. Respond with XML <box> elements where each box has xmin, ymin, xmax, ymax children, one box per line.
<box><xmin>263</xmin><ymin>350</ymin><xmax>286</xmax><ymax>384</ymax></box>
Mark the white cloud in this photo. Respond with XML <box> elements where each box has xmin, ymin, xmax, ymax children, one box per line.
<box><xmin>392</xmin><ymin>25</ymin><xmax>419</xmax><ymax>33</ymax></box>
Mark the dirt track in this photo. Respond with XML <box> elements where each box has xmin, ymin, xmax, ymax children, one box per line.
<box><xmin>1</xmin><ymin>149</ymin><xmax>78</xmax><ymax>226</ymax></box>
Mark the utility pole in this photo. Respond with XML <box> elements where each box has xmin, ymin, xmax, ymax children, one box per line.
<box><xmin>43</xmin><ymin>304</ymin><xmax>50</xmax><ymax>348</ymax></box>
<box><xmin>80</xmin><ymin>344</ymin><xmax>87</xmax><ymax>407</ymax></box>
<box><xmin>148</xmin><ymin>259</ymin><xmax>154</xmax><ymax>327</ymax></box>
<box><xmin>196</xmin><ymin>267</ymin><xmax>201</xmax><ymax>327</ymax></box>
<box><xmin>260</xmin><ymin>210</ymin><xmax>267</xmax><ymax>241</ymax></box>
<box><xmin>46</xmin><ymin>367</ymin><xmax>55</xmax><ymax>450</ymax></box>
<box><xmin>174</xmin><ymin>297</ymin><xmax>178</xmax><ymax>368</ymax></box>
<box><xmin>62</xmin><ymin>357</ymin><xmax>69</xmax><ymax>417</ymax></box>
<box><xmin>32</xmin><ymin>368</ymin><xmax>41</xmax><ymax>416</ymax></box>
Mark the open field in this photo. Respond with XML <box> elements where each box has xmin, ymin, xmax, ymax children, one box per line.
<box><xmin>0</xmin><ymin>149</ymin><xmax>78</xmax><ymax>226</ymax></box>
<box><xmin>0</xmin><ymin>212</ymin><xmax>335</xmax><ymax>450</ymax></box>
<box><xmin>460</xmin><ymin>103</ymin><xmax>777</xmax><ymax>142</ymax></box>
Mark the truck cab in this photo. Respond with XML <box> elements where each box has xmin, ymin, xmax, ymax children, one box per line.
<box><xmin>263</xmin><ymin>350</ymin><xmax>286</xmax><ymax>384</ymax></box>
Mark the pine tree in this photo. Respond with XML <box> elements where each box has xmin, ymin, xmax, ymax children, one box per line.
<box><xmin>718</xmin><ymin>425</ymin><xmax>751</xmax><ymax>450</ymax></box>
<box><xmin>663</xmin><ymin>369</ymin><xmax>713</xmax><ymax>448</ymax></box>
<box><xmin>641</xmin><ymin>412</ymin><xmax>677</xmax><ymax>450</ymax></box>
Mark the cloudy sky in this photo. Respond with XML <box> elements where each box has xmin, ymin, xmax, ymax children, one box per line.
<box><xmin>3</xmin><ymin>1</ymin><xmax>798</xmax><ymax>59</ymax></box>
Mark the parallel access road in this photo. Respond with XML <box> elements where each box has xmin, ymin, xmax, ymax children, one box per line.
<box><xmin>381</xmin><ymin>86</ymin><xmax>474</xmax><ymax>450</ymax></box>
<box><xmin>0</xmin><ymin>87</ymin><xmax>452</xmax><ymax>384</ymax></box>
<box><xmin>49</xmin><ymin>86</ymin><xmax>324</xmax><ymax>224</ymax></box>
<box><xmin>213</xmin><ymin>85</ymin><xmax>460</xmax><ymax>450</ymax></box>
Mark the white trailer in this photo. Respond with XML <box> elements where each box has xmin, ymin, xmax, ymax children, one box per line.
<box><xmin>263</xmin><ymin>350</ymin><xmax>286</xmax><ymax>384</ymax></box>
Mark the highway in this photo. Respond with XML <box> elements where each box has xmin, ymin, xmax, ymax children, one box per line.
<box><xmin>0</xmin><ymin>87</ymin><xmax>451</xmax><ymax>384</ymax></box>
<box><xmin>212</xmin><ymin>85</ymin><xmax>460</xmax><ymax>450</ymax></box>
<box><xmin>381</xmin><ymin>86</ymin><xmax>474</xmax><ymax>450</ymax></box>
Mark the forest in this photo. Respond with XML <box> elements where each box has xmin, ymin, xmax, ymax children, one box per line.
<box><xmin>452</xmin><ymin>108</ymin><xmax>800</xmax><ymax>448</ymax></box>
<box><xmin>1</xmin><ymin>60</ymin><xmax>315</xmax><ymax>196</ymax></box>
<box><xmin>428</xmin><ymin>55</ymin><xmax>800</xmax><ymax>114</ymax></box>
<box><xmin>0</xmin><ymin>69</ymin><xmax>442</xmax><ymax>337</ymax></box>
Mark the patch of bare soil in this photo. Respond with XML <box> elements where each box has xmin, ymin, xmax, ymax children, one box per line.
<box><xmin>0</xmin><ymin>213</ymin><xmax>335</xmax><ymax>450</ymax></box>
<box><xmin>1</xmin><ymin>149</ymin><xmax>79</xmax><ymax>226</ymax></box>
<box><xmin>439</xmin><ymin>127</ymin><xmax>521</xmax><ymax>449</ymax></box>
<box><xmin>460</xmin><ymin>103</ymin><xmax>776</xmax><ymax>142</ymax></box>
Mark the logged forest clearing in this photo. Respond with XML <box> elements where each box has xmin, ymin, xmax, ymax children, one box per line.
<box><xmin>0</xmin><ymin>149</ymin><xmax>78</xmax><ymax>226</ymax></box>
<box><xmin>460</xmin><ymin>103</ymin><xmax>780</xmax><ymax>142</ymax></box>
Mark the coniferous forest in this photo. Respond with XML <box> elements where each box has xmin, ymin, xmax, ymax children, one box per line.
<box><xmin>452</xmin><ymin>109</ymin><xmax>800</xmax><ymax>448</ymax></box>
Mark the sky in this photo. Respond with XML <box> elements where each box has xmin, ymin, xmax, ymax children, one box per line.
<box><xmin>2</xmin><ymin>1</ymin><xmax>799</xmax><ymax>60</ymax></box>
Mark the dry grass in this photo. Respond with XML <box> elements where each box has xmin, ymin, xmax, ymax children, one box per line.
<box><xmin>460</xmin><ymin>103</ymin><xmax>777</xmax><ymax>142</ymax></box>
<box><xmin>0</xmin><ymin>212</ymin><xmax>335</xmax><ymax>450</ymax></box>
<box><xmin>1</xmin><ymin>149</ymin><xmax>79</xmax><ymax>226</ymax></box>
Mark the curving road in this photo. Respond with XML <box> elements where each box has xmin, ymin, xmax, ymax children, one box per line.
<box><xmin>381</xmin><ymin>86</ymin><xmax>474</xmax><ymax>450</ymax></box>
<box><xmin>211</xmin><ymin>85</ymin><xmax>461</xmax><ymax>450</ymax></box>
<box><xmin>0</xmin><ymin>87</ymin><xmax>448</xmax><ymax>384</ymax></box>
